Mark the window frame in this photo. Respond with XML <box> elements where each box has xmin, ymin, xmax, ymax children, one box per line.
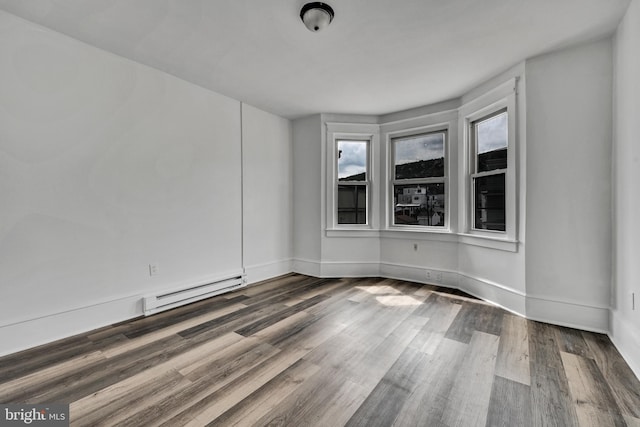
<box><xmin>459</xmin><ymin>78</ymin><xmax>517</xmax><ymax>242</ymax></box>
<box><xmin>388</xmin><ymin>126</ymin><xmax>450</xmax><ymax>231</ymax></box>
<box><xmin>325</xmin><ymin>122</ymin><xmax>380</xmax><ymax>234</ymax></box>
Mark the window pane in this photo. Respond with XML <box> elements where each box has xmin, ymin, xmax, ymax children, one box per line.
<box><xmin>338</xmin><ymin>140</ymin><xmax>367</xmax><ymax>181</ymax></box>
<box><xmin>394</xmin><ymin>133</ymin><xmax>445</xmax><ymax>179</ymax></box>
<box><xmin>393</xmin><ymin>183</ymin><xmax>445</xmax><ymax>226</ymax></box>
<box><xmin>338</xmin><ymin>185</ymin><xmax>366</xmax><ymax>224</ymax></box>
<box><xmin>474</xmin><ymin>174</ymin><xmax>505</xmax><ymax>231</ymax></box>
<box><xmin>476</xmin><ymin>112</ymin><xmax>507</xmax><ymax>172</ymax></box>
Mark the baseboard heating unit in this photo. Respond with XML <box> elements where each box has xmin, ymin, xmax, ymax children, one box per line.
<box><xmin>143</xmin><ymin>273</ymin><xmax>246</xmax><ymax>316</ymax></box>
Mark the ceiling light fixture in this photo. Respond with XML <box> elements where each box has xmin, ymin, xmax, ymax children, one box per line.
<box><xmin>300</xmin><ymin>2</ymin><xmax>334</xmax><ymax>32</ymax></box>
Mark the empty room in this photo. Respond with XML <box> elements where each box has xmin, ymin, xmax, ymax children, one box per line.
<box><xmin>0</xmin><ymin>0</ymin><xmax>639</xmax><ymax>426</ymax></box>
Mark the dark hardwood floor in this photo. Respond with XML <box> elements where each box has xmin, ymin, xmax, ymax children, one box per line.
<box><xmin>0</xmin><ymin>274</ymin><xmax>639</xmax><ymax>426</ymax></box>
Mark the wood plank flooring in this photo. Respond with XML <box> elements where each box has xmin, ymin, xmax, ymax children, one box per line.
<box><xmin>0</xmin><ymin>274</ymin><xmax>639</xmax><ymax>426</ymax></box>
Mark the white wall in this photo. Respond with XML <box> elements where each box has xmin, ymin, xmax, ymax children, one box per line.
<box><xmin>457</xmin><ymin>245</ymin><xmax>527</xmax><ymax>312</ymax></box>
<box><xmin>611</xmin><ymin>0</ymin><xmax>640</xmax><ymax>377</ymax></box>
<box><xmin>292</xmin><ymin>115</ymin><xmax>322</xmax><ymax>275</ymax></box>
<box><xmin>525</xmin><ymin>38</ymin><xmax>613</xmax><ymax>331</ymax></box>
<box><xmin>380</xmin><ymin>239</ymin><xmax>459</xmax><ymax>285</ymax></box>
<box><xmin>241</xmin><ymin>104</ymin><xmax>293</xmax><ymax>284</ymax></box>
<box><xmin>0</xmin><ymin>11</ymin><xmax>293</xmax><ymax>356</ymax></box>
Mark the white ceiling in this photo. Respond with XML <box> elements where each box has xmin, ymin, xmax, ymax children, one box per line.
<box><xmin>0</xmin><ymin>0</ymin><xmax>630</xmax><ymax>119</ymax></box>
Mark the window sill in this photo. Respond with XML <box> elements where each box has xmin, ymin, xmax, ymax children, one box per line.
<box><xmin>326</xmin><ymin>229</ymin><xmax>381</xmax><ymax>238</ymax></box>
<box><xmin>381</xmin><ymin>229</ymin><xmax>457</xmax><ymax>243</ymax></box>
<box><xmin>458</xmin><ymin>233</ymin><xmax>519</xmax><ymax>252</ymax></box>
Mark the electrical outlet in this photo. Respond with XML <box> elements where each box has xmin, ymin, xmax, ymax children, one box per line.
<box><xmin>413</xmin><ymin>243</ymin><xmax>418</xmax><ymax>251</ymax></box>
<box><xmin>435</xmin><ymin>271</ymin><xmax>443</xmax><ymax>282</ymax></box>
<box><xmin>149</xmin><ymin>263</ymin><xmax>159</xmax><ymax>276</ymax></box>
<box><xmin>425</xmin><ymin>270</ymin><xmax>432</xmax><ymax>280</ymax></box>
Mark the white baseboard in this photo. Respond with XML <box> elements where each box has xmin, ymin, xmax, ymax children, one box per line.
<box><xmin>0</xmin><ymin>269</ymin><xmax>247</xmax><ymax>358</ymax></box>
<box><xmin>0</xmin><ymin>295</ymin><xmax>141</xmax><ymax>358</ymax></box>
<box><xmin>458</xmin><ymin>273</ymin><xmax>526</xmax><ymax>317</ymax></box>
<box><xmin>294</xmin><ymin>259</ymin><xmax>380</xmax><ymax>278</ymax></box>
<box><xmin>379</xmin><ymin>262</ymin><xmax>458</xmax><ymax>288</ymax></box>
<box><xmin>383</xmin><ymin>263</ymin><xmax>609</xmax><ymax>334</ymax></box>
<box><xmin>525</xmin><ymin>295</ymin><xmax>609</xmax><ymax>333</ymax></box>
<box><xmin>320</xmin><ymin>261</ymin><xmax>380</xmax><ymax>277</ymax></box>
<box><xmin>297</xmin><ymin>260</ymin><xmax>608</xmax><ymax>334</ymax></box>
<box><xmin>244</xmin><ymin>258</ymin><xmax>293</xmax><ymax>285</ymax></box>
<box><xmin>609</xmin><ymin>311</ymin><xmax>640</xmax><ymax>381</ymax></box>
<box><xmin>380</xmin><ymin>262</ymin><xmax>526</xmax><ymax>316</ymax></box>
<box><xmin>292</xmin><ymin>258</ymin><xmax>322</xmax><ymax>277</ymax></box>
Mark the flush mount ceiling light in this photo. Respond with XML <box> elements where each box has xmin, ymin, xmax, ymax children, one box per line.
<box><xmin>300</xmin><ymin>2</ymin><xmax>334</xmax><ymax>32</ymax></box>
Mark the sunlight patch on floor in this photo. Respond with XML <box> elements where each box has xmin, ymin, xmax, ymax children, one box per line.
<box><xmin>376</xmin><ymin>295</ymin><xmax>423</xmax><ymax>306</ymax></box>
<box><xmin>356</xmin><ymin>285</ymin><xmax>402</xmax><ymax>295</ymax></box>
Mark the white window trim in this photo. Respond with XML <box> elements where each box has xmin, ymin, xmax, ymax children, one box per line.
<box><xmin>325</xmin><ymin>122</ymin><xmax>380</xmax><ymax>233</ymax></box>
<box><xmin>459</xmin><ymin>78</ymin><xmax>518</xmax><ymax>243</ymax></box>
<box><xmin>388</xmin><ymin>126</ymin><xmax>450</xmax><ymax>232</ymax></box>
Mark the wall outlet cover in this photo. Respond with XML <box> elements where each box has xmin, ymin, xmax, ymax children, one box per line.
<box><xmin>149</xmin><ymin>263</ymin><xmax>159</xmax><ymax>276</ymax></box>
